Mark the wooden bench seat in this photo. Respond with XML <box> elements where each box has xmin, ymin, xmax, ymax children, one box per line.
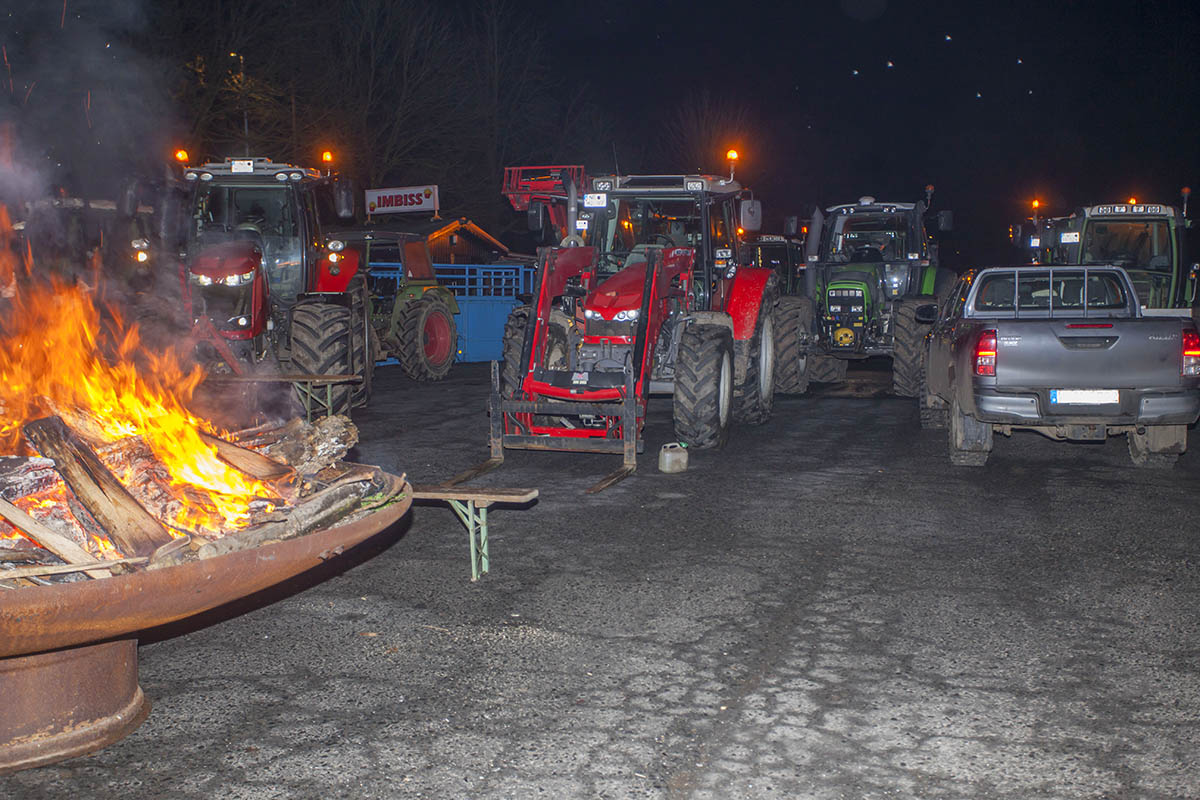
<box><xmin>410</xmin><ymin>485</ymin><xmax>538</xmax><ymax>580</ymax></box>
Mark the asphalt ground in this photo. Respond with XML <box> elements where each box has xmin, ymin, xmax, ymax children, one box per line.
<box><xmin>4</xmin><ymin>361</ymin><xmax>1200</xmax><ymax>799</ymax></box>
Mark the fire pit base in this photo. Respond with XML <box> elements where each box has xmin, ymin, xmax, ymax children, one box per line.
<box><xmin>0</xmin><ymin>639</ymin><xmax>148</xmax><ymax>774</ymax></box>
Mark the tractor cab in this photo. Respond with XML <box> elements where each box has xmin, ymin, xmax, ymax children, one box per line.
<box><xmin>176</xmin><ymin>157</ymin><xmax>356</xmax><ymax>358</ymax></box>
<box><xmin>1040</xmin><ymin>202</ymin><xmax>1195</xmax><ymax>309</ymax></box>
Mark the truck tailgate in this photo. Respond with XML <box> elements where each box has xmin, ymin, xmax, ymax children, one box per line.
<box><xmin>994</xmin><ymin>319</ymin><xmax>1183</xmax><ymax>389</ymax></box>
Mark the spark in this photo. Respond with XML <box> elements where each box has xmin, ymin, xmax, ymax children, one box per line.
<box><xmin>22</xmin><ymin>81</ymin><xmax>34</xmax><ymax>105</ymax></box>
<box><xmin>886</xmin><ymin>60</ymin><xmax>894</xmax><ymax>68</ymax></box>
<box><xmin>944</xmin><ymin>34</ymin><xmax>952</xmax><ymax>41</ymax></box>
<box><xmin>1017</xmin><ymin>58</ymin><xmax>1023</xmax><ymax>64</ymax></box>
<box><xmin>852</xmin><ymin>69</ymin><xmax>860</xmax><ymax>76</ymax></box>
<box><xmin>976</xmin><ymin>91</ymin><xmax>982</xmax><ymax>98</ymax></box>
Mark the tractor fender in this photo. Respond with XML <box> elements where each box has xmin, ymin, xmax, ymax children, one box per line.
<box><xmin>686</xmin><ymin>311</ymin><xmax>733</xmax><ymax>331</ymax></box>
<box><xmin>726</xmin><ymin>268</ymin><xmax>776</xmax><ymax>341</ymax></box>
<box><xmin>313</xmin><ymin>247</ymin><xmax>361</xmax><ymax>293</ymax></box>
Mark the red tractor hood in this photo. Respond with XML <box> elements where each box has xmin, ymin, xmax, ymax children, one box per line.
<box><xmin>586</xmin><ymin>261</ymin><xmax>649</xmax><ymax>318</ymax></box>
<box><xmin>191</xmin><ymin>240</ymin><xmax>262</xmax><ymax>278</ymax></box>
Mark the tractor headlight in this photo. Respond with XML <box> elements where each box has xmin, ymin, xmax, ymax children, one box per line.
<box><xmin>220</xmin><ymin>271</ymin><xmax>255</xmax><ymax>287</ymax></box>
<box><xmin>190</xmin><ymin>273</ymin><xmax>214</xmax><ymax>286</ymax></box>
<box><xmin>614</xmin><ymin>309</ymin><xmax>639</xmax><ymax>322</ymax></box>
<box><xmin>584</xmin><ymin>308</ymin><xmax>601</xmax><ymax>320</ymax></box>
<box><xmin>327</xmin><ymin>239</ymin><xmax>345</xmax><ymax>252</ymax></box>
<box><xmin>135</xmin><ymin>251</ymin><xmax>149</xmax><ymax>263</ymax></box>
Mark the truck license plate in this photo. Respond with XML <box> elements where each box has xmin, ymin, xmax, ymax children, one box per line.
<box><xmin>1051</xmin><ymin>389</ymin><xmax>1119</xmax><ymax>405</ymax></box>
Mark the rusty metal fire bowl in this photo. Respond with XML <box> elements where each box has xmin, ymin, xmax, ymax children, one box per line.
<box><xmin>0</xmin><ymin>478</ymin><xmax>411</xmax><ymax>774</ymax></box>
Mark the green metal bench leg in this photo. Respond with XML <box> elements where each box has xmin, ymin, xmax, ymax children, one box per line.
<box><xmin>447</xmin><ymin>499</ymin><xmax>490</xmax><ymax>580</ymax></box>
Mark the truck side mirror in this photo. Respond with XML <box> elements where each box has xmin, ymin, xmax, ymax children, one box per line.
<box><xmin>936</xmin><ymin>209</ymin><xmax>954</xmax><ymax>233</ymax></box>
<box><xmin>740</xmin><ymin>199</ymin><xmax>763</xmax><ymax>233</ymax></box>
<box><xmin>783</xmin><ymin>215</ymin><xmax>798</xmax><ymax>237</ymax></box>
<box><xmin>333</xmin><ymin>179</ymin><xmax>356</xmax><ymax>219</ymax></box>
<box><xmin>527</xmin><ymin>201</ymin><xmax>546</xmax><ymax>233</ymax></box>
<box><xmin>914</xmin><ymin>303</ymin><xmax>939</xmax><ymax>324</ymax></box>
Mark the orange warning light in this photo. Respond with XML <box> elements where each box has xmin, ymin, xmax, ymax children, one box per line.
<box><xmin>726</xmin><ymin>149</ymin><xmax>739</xmax><ymax>161</ymax></box>
<box><xmin>174</xmin><ymin>149</ymin><xmax>189</xmax><ymax>163</ymax></box>
<box><xmin>322</xmin><ymin>150</ymin><xmax>334</xmax><ymax>163</ymax></box>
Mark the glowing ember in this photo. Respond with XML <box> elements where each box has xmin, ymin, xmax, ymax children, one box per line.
<box><xmin>0</xmin><ymin>202</ymin><xmax>279</xmax><ymax>536</ymax></box>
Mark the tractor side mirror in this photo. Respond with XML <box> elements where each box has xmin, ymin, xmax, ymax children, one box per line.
<box><xmin>914</xmin><ymin>303</ymin><xmax>939</xmax><ymax>324</ymax></box>
<box><xmin>783</xmin><ymin>215</ymin><xmax>798</xmax><ymax>237</ymax></box>
<box><xmin>936</xmin><ymin>209</ymin><xmax>954</xmax><ymax>233</ymax></box>
<box><xmin>334</xmin><ymin>179</ymin><xmax>356</xmax><ymax>219</ymax></box>
<box><xmin>527</xmin><ymin>201</ymin><xmax>545</xmax><ymax>233</ymax></box>
<box><xmin>740</xmin><ymin>199</ymin><xmax>763</xmax><ymax>233</ymax></box>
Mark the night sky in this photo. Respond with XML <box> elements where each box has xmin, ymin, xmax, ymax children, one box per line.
<box><xmin>547</xmin><ymin>0</ymin><xmax>1200</xmax><ymax>263</ymax></box>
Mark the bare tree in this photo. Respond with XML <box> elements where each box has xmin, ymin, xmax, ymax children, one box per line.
<box><xmin>660</xmin><ymin>90</ymin><xmax>755</xmax><ymax>174</ymax></box>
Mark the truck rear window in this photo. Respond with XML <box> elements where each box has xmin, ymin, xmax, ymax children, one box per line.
<box><xmin>975</xmin><ymin>270</ymin><xmax>1129</xmax><ymax>312</ymax></box>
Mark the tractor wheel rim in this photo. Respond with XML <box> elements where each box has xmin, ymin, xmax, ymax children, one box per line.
<box><xmin>423</xmin><ymin>311</ymin><xmax>453</xmax><ymax>365</ymax></box>
<box><xmin>718</xmin><ymin>351</ymin><xmax>732</xmax><ymax>427</ymax></box>
<box><xmin>759</xmin><ymin>316</ymin><xmax>775</xmax><ymax>396</ymax></box>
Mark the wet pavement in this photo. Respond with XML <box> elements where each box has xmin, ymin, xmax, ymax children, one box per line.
<box><xmin>5</xmin><ymin>362</ymin><xmax>1199</xmax><ymax>799</ymax></box>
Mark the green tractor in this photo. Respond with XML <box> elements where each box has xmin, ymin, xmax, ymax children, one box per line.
<box><xmin>1010</xmin><ymin>192</ymin><xmax>1198</xmax><ymax>314</ymax></box>
<box><xmin>776</xmin><ymin>188</ymin><xmax>955</xmax><ymax>396</ymax></box>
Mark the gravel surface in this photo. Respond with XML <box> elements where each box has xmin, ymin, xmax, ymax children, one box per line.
<box><xmin>5</xmin><ymin>362</ymin><xmax>1199</xmax><ymax>799</ymax></box>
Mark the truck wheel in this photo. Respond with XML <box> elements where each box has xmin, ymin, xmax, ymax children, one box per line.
<box><xmin>948</xmin><ymin>396</ymin><xmax>992</xmax><ymax>466</ymax></box>
<box><xmin>774</xmin><ymin>296</ymin><xmax>810</xmax><ymax>395</ymax></box>
<box><xmin>500</xmin><ymin>304</ymin><xmax>530</xmax><ymax>398</ymax></box>
<box><xmin>734</xmin><ymin>297</ymin><xmax>777</xmax><ymax>424</ymax></box>
<box><xmin>397</xmin><ymin>293</ymin><xmax>457</xmax><ymax>381</ymax></box>
<box><xmin>1127</xmin><ymin>425</ymin><xmax>1186</xmax><ymax>468</ymax></box>
<box><xmin>290</xmin><ymin>302</ymin><xmax>355</xmax><ymax>415</ymax></box>
<box><xmin>673</xmin><ymin>324</ymin><xmax>734</xmax><ymax>449</ymax></box>
<box><xmin>918</xmin><ymin>347</ymin><xmax>947</xmax><ymax>430</ymax></box>
<box><xmin>348</xmin><ymin>275</ymin><xmax>375</xmax><ymax>406</ymax></box>
<box><xmin>892</xmin><ymin>297</ymin><xmax>933</xmax><ymax>397</ymax></box>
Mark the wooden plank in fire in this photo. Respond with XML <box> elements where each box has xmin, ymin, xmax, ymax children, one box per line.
<box><xmin>23</xmin><ymin>416</ymin><xmax>175</xmax><ymax>558</ymax></box>
<box><xmin>0</xmin><ymin>496</ymin><xmax>112</xmax><ymax>579</ymax></box>
<box><xmin>196</xmin><ymin>429</ymin><xmax>295</xmax><ymax>482</ymax></box>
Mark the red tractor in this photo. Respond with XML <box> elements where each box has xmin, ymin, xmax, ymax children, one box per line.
<box><xmin>483</xmin><ymin>166</ymin><xmax>778</xmax><ymax>489</ymax></box>
<box><xmin>164</xmin><ymin>156</ymin><xmax>374</xmax><ymax>412</ymax></box>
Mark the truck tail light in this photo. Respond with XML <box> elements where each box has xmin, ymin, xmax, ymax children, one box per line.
<box><xmin>1183</xmin><ymin>328</ymin><xmax>1200</xmax><ymax>377</ymax></box>
<box><xmin>974</xmin><ymin>329</ymin><xmax>997</xmax><ymax>376</ymax></box>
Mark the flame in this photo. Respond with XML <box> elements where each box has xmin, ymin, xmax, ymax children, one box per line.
<box><xmin>0</xmin><ymin>203</ymin><xmax>278</xmax><ymax>533</ymax></box>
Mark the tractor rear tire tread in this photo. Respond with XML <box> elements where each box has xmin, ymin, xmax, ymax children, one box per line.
<box><xmin>893</xmin><ymin>296</ymin><xmax>934</xmax><ymax>398</ymax></box>
<box><xmin>774</xmin><ymin>296</ymin><xmax>809</xmax><ymax>395</ymax></box>
<box><xmin>501</xmin><ymin>305</ymin><xmax>531</xmax><ymax>398</ymax></box>
<box><xmin>289</xmin><ymin>302</ymin><xmax>355</xmax><ymax>415</ymax></box>
<box><xmin>734</xmin><ymin>291</ymin><xmax>778</xmax><ymax>425</ymax></box>
<box><xmin>673</xmin><ymin>324</ymin><xmax>733</xmax><ymax>450</ymax></box>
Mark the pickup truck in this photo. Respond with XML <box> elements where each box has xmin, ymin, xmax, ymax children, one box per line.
<box><xmin>918</xmin><ymin>265</ymin><xmax>1200</xmax><ymax>467</ymax></box>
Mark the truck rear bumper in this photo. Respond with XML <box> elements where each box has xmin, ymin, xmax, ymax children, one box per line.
<box><xmin>974</xmin><ymin>389</ymin><xmax>1200</xmax><ymax>426</ymax></box>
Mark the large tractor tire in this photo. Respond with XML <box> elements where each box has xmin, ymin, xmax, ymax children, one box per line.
<box><xmin>892</xmin><ymin>296</ymin><xmax>935</xmax><ymax>397</ymax></box>
<box><xmin>289</xmin><ymin>302</ymin><xmax>356</xmax><ymax>415</ymax></box>
<box><xmin>348</xmin><ymin>275</ymin><xmax>375</xmax><ymax>406</ymax></box>
<box><xmin>396</xmin><ymin>293</ymin><xmax>457</xmax><ymax>381</ymax></box>
<box><xmin>948</xmin><ymin>395</ymin><xmax>992</xmax><ymax>466</ymax></box>
<box><xmin>734</xmin><ymin>293</ymin><xmax>778</xmax><ymax>425</ymax></box>
<box><xmin>673</xmin><ymin>324</ymin><xmax>734</xmax><ymax>449</ymax></box>
<box><xmin>774</xmin><ymin>296</ymin><xmax>810</xmax><ymax>395</ymax></box>
<box><xmin>500</xmin><ymin>304</ymin><xmax>531</xmax><ymax>398</ymax></box>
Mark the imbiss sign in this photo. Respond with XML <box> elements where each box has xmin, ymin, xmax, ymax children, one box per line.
<box><xmin>365</xmin><ymin>184</ymin><xmax>439</xmax><ymax>215</ymax></box>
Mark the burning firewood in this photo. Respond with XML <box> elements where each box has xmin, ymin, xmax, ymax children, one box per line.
<box><xmin>251</xmin><ymin>415</ymin><xmax>359</xmax><ymax>476</ymax></box>
<box><xmin>23</xmin><ymin>416</ymin><xmax>175</xmax><ymax>558</ymax></box>
<box><xmin>0</xmin><ymin>457</ymin><xmax>59</xmax><ymax>501</ymax></box>
<box><xmin>0</xmin><ymin>496</ymin><xmax>111</xmax><ymax>579</ymax></box>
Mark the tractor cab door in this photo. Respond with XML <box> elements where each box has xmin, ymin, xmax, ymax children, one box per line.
<box><xmin>704</xmin><ymin>194</ymin><xmax>738</xmax><ymax>312</ymax></box>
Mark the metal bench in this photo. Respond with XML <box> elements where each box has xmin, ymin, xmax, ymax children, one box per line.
<box><xmin>410</xmin><ymin>485</ymin><xmax>538</xmax><ymax>581</ymax></box>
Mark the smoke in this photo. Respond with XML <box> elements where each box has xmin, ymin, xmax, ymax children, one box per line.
<box><xmin>0</xmin><ymin>0</ymin><xmax>174</xmax><ymax>201</ymax></box>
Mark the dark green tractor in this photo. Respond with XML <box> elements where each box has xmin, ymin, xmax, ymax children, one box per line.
<box><xmin>775</xmin><ymin>189</ymin><xmax>955</xmax><ymax>396</ymax></box>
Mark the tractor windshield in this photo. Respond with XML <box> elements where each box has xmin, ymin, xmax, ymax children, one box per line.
<box><xmin>1082</xmin><ymin>219</ymin><xmax>1172</xmax><ymax>272</ymax></box>
<box><xmin>824</xmin><ymin>212</ymin><xmax>909</xmax><ymax>263</ymax></box>
<box><xmin>588</xmin><ymin>196</ymin><xmax>703</xmax><ymax>274</ymax></box>
<box><xmin>188</xmin><ymin>183</ymin><xmax>305</xmax><ymax>302</ymax></box>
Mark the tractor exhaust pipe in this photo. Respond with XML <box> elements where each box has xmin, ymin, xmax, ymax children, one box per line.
<box><xmin>804</xmin><ymin>207</ymin><xmax>823</xmax><ymax>298</ymax></box>
<box><xmin>561</xmin><ymin>175</ymin><xmax>582</xmax><ymax>246</ymax></box>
